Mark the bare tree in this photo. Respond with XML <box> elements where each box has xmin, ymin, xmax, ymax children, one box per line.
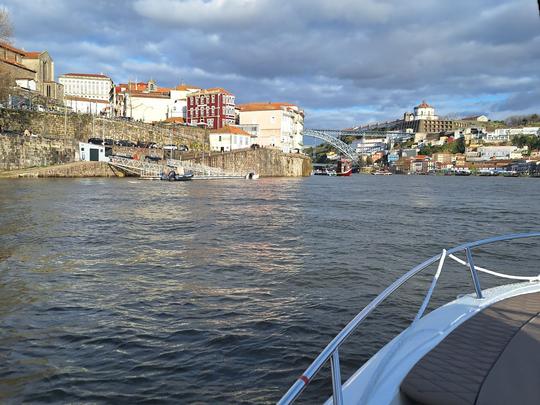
<box><xmin>0</xmin><ymin>7</ymin><xmax>12</xmax><ymax>43</ymax></box>
<box><xmin>0</xmin><ymin>8</ymin><xmax>13</xmax><ymax>104</ymax></box>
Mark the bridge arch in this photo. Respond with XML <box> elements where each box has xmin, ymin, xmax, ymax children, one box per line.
<box><xmin>303</xmin><ymin>129</ymin><xmax>413</xmax><ymax>163</ymax></box>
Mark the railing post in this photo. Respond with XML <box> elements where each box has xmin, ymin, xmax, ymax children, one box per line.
<box><xmin>330</xmin><ymin>350</ymin><xmax>344</xmax><ymax>405</ymax></box>
<box><xmin>465</xmin><ymin>248</ymin><xmax>483</xmax><ymax>299</ymax></box>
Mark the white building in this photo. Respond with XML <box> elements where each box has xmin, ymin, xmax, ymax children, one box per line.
<box><xmin>15</xmin><ymin>78</ymin><xmax>37</xmax><ymax>91</ymax></box>
<box><xmin>59</xmin><ymin>73</ymin><xmax>113</xmax><ymax>101</ymax></box>
<box><xmin>463</xmin><ymin>115</ymin><xmax>489</xmax><ymax>122</ymax></box>
<box><xmin>169</xmin><ymin>84</ymin><xmax>201</xmax><ymax>119</ymax></box>
<box><xmin>78</xmin><ymin>142</ymin><xmax>111</xmax><ymax>162</ymax></box>
<box><xmin>128</xmin><ymin>92</ymin><xmax>171</xmax><ymax>122</ymax></box>
<box><xmin>413</xmin><ymin>101</ymin><xmax>438</xmax><ymax>121</ymax></box>
<box><xmin>237</xmin><ymin>102</ymin><xmax>304</xmax><ymax>153</ymax></box>
<box><xmin>478</xmin><ymin>146</ymin><xmax>519</xmax><ymax>160</ymax></box>
<box><xmin>485</xmin><ymin>127</ymin><xmax>540</xmax><ymax>143</ymax></box>
<box><xmin>351</xmin><ymin>138</ymin><xmax>387</xmax><ymax>155</ymax></box>
<box><xmin>209</xmin><ymin>126</ymin><xmax>252</xmax><ymax>152</ymax></box>
<box><xmin>65</xmin><ymin>96</ymin><xmax>109</xmax><ymax>115</ymax></box>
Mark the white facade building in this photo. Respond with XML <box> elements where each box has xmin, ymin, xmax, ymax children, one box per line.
<box><xmin>478</xmin><ymin>146</ymin><xmax>518</xmax><ymax>160</ymax></box>
<box><xmin>209</xmin><ymin>126</ymin><xmax>252</xmax><ymax>152</ymax></box>
<box><xmin>169</xmin><ymin>84</ymin><xmax>201</xmax><ymax>119</ymax></box>
<box><xmin>59</xmin><ymin>73</ymin><xmax>113</xmax><ymax>101</ymax></box>
<box><xmin>15</xmin><ymin>78</ymin><xmax>37</xmax><ymax>91</ymax></box>
<box><xmin>78</xmin><ymin>142</ymin><xmax>111</xmax><ymax>162</ymax></box>
<box><xmin>66</xmin><ymin>96</ymin><xmax>109</xmax><ymax>115</ymax></box>
<box><xmin>484</xmin><ymin>127</ymin><xmax>540</xmax><ymax>143</ymax></box>
<box><xmin>128</xmin><ymin>92</ymin><xmax>171</xmax><ymax>122</ymax></box>
<box><xmin>351</xmin><ymin>138</ymin><xmax>387</xmax><ymax>155</ymax></box>
<box><xmin>413</xmin><ymin>101</ymin><xmax>438</xmax><ymax>121</ymax></box>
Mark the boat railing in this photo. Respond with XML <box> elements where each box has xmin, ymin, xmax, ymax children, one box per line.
<box><xmin>278</xmin><ymin>232</ymin><xmax>540</xmax><ymax>405</ymax></box>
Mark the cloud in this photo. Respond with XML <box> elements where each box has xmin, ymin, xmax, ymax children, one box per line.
<box><xmin>3</xmin><ymin>0</ymin><xmax>540</xmax><ymax>128</ymax></box>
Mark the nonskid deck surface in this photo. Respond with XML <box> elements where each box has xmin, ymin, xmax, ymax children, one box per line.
<box><xmin>400</xmin><ymin>291</ymin><xmax>540</xmax><ymax>405</ymax></box>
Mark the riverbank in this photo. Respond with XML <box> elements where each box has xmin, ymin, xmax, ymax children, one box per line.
<box><xmin>0</xmin><ymin>161</ymin><xmax>123</xmax><ymax>178</ymax></box>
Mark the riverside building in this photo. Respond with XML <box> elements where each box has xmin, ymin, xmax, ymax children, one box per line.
<box><xmin>59</xmin><ymin>73</ymin><xmax>113</xmax><ymax>101</ymax></box>
<box><xmin>0</xmin><ymin>42</ymin><xmax>64</xmax><ymax>102</ymax></box>
<box><xmin>237</xmin><ymin>102</ymin><xmax>304</xmax><ymax>153</ymax></box>
<box><xmin>187</xmin><ymin>88</ymin><xmax>235</xmax><ymax>129</ymax></box>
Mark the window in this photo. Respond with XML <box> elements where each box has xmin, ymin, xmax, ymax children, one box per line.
<box><xmin>218</xmin><ymin>135</ymin><xmax>222</xmax><ymax>142</ymax></box>
<box><xmin>211</xmin><ymin>95</ymin><xmax>215</xmax><ymax>103</ymax></box>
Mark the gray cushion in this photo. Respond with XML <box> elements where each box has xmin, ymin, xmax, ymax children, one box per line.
<box><xmin>400</xmin><ymin>291</ymin><xmax>540</xmax><ymax>405</ymax></box>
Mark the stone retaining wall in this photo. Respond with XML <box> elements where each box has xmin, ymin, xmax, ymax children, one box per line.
<box><xmin>185</xmin><ymin>148</ymin><xmax>312</xmax><ymax>177</ymax></box>
<box><xmin>0</xmin><ymin>108</ymin><xmax>207</xmax><ymax>149</ymax></box>
<box><xmin>0</xmin><ymin>135</ymin><xmax>77</xmax><ymax>170</ymax></box>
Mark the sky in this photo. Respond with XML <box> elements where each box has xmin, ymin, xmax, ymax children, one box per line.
<box><xmin>2</xmin><ymin>0</ymin><xmax>540</xmax><ymax>128</ymax></box>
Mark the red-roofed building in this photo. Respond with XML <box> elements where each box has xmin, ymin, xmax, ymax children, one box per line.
<box><xmin>113</xmin><ymin>80</ymin><xmax>201</xmax><ymax>122</ymax></box>
<box><xmin>209</xmin><ymin>125</ymin><xmax>253</xmax><ymax>152</ymax></box>
<box><xmin>0</xmin><ymin>42</ymin><xmax>36</xmax><ymax>82</ymax></box>
<box><xmin>0</xmin><ymin>43</ymin><xmax>64</xmax><ymax>102</ymax></box>
<box><xmin>186</xmin><ymin>88</ymin><xmax>235</xmax><ymax>129</ymax></box>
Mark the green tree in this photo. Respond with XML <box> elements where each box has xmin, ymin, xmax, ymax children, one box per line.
<box><xmin>450</xmin><ymin>137</ymin><xmax>465</xmax><ymax>154</ymax></box>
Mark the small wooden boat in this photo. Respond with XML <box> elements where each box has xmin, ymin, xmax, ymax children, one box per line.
<box><xmin>160</xmin><ymin>170</ymin><xmax>194</xmax><ymax>181</ymax></box>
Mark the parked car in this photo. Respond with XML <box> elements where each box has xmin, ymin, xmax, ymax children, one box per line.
<box><xmin>112</xmin><ymin>153</ymin><xmax>133</xmax><ymax>159</ymax></box>
<box><xmin>88</xmin><ymin>137</ymin><xmax>104</xmax><ymax>145</ymax></box>
<box><xmin>103</xmin><ymin>138</ymin><xmax>114</xmax><ymax>146</ymax></box>
<box><xmin>251</xmin><ymin>143</ymin><xmax>260</xmax><ymax>149</ymax></box>
<box><xmin>144</xmin><ymin>155</ymin><xmax>161</xmax><ymax>163</ymax></box>
<box><xmin>163</xmin><ymin>144</ymin><xmax>178</xmax><ymax>150</ymax></box>
<box><xmin>178</xmin><ymin>144</ymin><xmax>189</xmax><ymax>152</ymax></box>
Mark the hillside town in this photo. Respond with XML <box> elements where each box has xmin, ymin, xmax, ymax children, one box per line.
<box><xmin>0</xmin><ymin>41</ymin><xmax>305</xmax><ymax>155</ymax></box>
<box><xmin>312</xmin><ymin>101</ymin><xmax>540</xmax><ymax>176</ymax></box>
<box><xmin>2</xmin><ymin>40</ymin><xmax>540</xmax><ymax>177</ymax></box>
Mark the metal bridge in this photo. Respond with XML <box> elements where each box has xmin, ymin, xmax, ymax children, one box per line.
<box><xmin>303</xmin><ymin>128</ymin><xmax>412</xmax><ymax>162</ymax></box>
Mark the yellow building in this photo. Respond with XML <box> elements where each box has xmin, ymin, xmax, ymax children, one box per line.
<box><xmin>22</xmin><ymin>50</ymin><xmax>63</xmax><ymax>101</ymax></box>
<box><xmin>237</xmin><ymin>102</ymin><xmax>304</xmax><ymax>153</ymax></box>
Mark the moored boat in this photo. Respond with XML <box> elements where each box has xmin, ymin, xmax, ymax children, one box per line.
<box><xmin>160</xmin><ymin>170</ymin><xmax>194</xmax><ymax>181</ymax></box>
<box><xmin>336</xmin><ymin>159</ymin><xmax>352</xmax><ymax>176</ymax></box>
<box><xmin>278</xmin><ymin>232</ymin><xmax>540</xmax><ymax>405</ymax></box>
<box><xmin>454</xmin><ymin>168</ymin><xmax>471</xmax><ymax>176</ymax></box>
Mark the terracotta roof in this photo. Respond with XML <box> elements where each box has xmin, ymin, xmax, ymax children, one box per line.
<box><xmin>24</xmin><ymin>51</ymin><xmax>42</xmax><ymax>59</ymax></box>
<box><xmin>65</xmin><ymin>96</ymin><xmax>109</xmax><ymax>104</ymax></box>
<box><xmin>62</xmin><ymin>73</ymin><xmax>111</xmax><ymax>79</ymax></box>
<box><xmin>174</xmin><ymin>84</ymin><xmax>201</xmax><ymax>91</ymax></box>
<box><xmin>190</xmin><ymin>87</ymin><xmax>233</xmax><ymax>96</ymax></box>
<box><xmin>116</xmin><ymin>82</ymin><xmax>148</xmax><ymax>93</ymax></box>
<box><xmin>164</xmin><ymin>117</ymin><xmax>186</xmax><ymax>124</ymax></box>
<box><xmin>417</xmin><ymin>100</ymin><xmax>432</xmax><ymax>108</ymax></box>
<box><xmin>0</xmin><ymin>58</ymin><xmax>36</xmax><ymax>73</ymax></box>
<box><xmin>210</xmin><ymin>125</ymin><xmax>250</xmax><ymax>136</ymax></box>
<box><xmin>237</xmin><ymin>102</ymin><xmax>297</xmax><ymax>112</ymax></box>
<box><xmin>0</xmin><ymin>42</ymin><xmax>26</xmax><ymax>55</ymax></box>
<box><xmin>129</xmin><ymin>92</ymin><xmax>169</xmax><ymax>99</ymax></box>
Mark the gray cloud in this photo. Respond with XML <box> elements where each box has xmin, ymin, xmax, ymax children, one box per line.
<box><xmin>2</xmin><ymin>0</ymin><xmax>539</xmax><ymax>127</ymax></box>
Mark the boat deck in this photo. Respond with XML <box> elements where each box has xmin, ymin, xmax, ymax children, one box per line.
<box><xmin>401</xmin><ymin>291</ymin><xmax>540</xmax><ymax>405</ymax></box>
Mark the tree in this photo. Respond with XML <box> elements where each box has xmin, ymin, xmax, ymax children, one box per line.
<box><xmin>0</xmin><ymin>7</ymin><xmax>12</xmax><ymax>43</ymax></box>
<box><xmin>0</xmin><ymin>8</ymin><xmax>13</xmax><ymax>104</ymax></box>
<box><xmin>450</xmin><ymin>137</ymin><xmax>465</xmax><ymax>154</ymax></box>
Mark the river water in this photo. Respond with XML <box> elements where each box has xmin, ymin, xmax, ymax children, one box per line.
<box><xmin>0</xmin><ymin>175</ymin><xmax>539</xmax><ymax>403</ymax></box>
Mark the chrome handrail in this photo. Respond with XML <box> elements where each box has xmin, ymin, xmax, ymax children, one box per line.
<box><xmin>278</xmin><ymin>232</ymin><xmax>540</xmax><ymax>405</ymax></box>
